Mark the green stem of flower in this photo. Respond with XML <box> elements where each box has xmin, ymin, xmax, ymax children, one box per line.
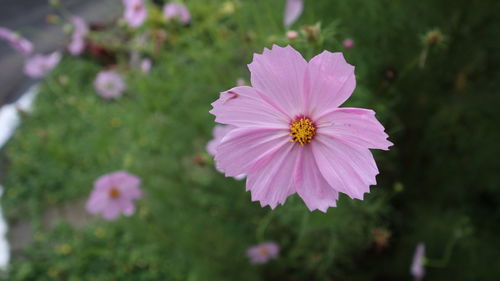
<box><xmin>419</xmin><ymin>45</ymin><xmax>429</xmax><ymax>69</ymax></box>
<box><xmin>256</xmin><ymin>210</ymin><xmax>275</xmax><ymax>242</ymax></box>
<box><xmin>288</xmin><ymin>208</ymin><xmax>311</xmax><ymax>259</ymax></box>
<box><xmin>424</xmin><ymin>236</ymin><xmax>458</xmax><ymax>268</ymax></box>
<box><xmin>297</xmin><ymin>209</ymin><xmax>310</xmax><ymax>241</ymax></box>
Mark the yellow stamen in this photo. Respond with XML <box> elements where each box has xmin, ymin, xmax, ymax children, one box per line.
<box><xmin>109</xmin><ymin>187</ymin><xmax>120</xmax><ymax>199</ymax></box>
<box><xmin>289</xmin><ymin>117</ymin><xmax>316</xmax><ymax>146</ymax></box>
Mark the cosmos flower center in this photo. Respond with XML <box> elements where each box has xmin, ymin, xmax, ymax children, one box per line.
<box><xmin>134</xmin><ymin>3</ymin><xmax>143</xmax><ymax>12</ymax></box>
<box><xmin>258</xmin><ymin>247</ymin><xmax>269</xmax><ymax>256</ymax></box>
<box><xmin>108</xmin><ymin>187</ymin><xmax>120</xmax><ymax>199</ymax></box>
<box><xmin>104</xmin><ymin>82</ymin><xmax>115</xmax><ymax>91</ymax></box>
<box><xmin>289</xmin><ymin>117</ymin><xmax>316</xmax><ymax>146</ymax></box>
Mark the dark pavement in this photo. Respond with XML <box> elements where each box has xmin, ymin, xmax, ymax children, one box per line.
<box><xmin>0</xmin><ymin>0</ymin><xmax>120</xmax><ymax>106</ymax></box>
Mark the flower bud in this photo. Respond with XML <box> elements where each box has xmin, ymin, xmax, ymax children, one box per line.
<box><xmin>301</xmin><ymin>23</ymin><xmax>321</xmax><ymax>43</ymax></box>
<box><xmin>343</xmin><ymin>38</ymin><xmax>354</xmax><ymax>49</ymax></box>
<box><xmin>423</xmin><ymin>29</ymin><xmax>444</xmax><ymax>46</ymax></box>
<box><xmin>286</xmin><ymin>30</ymin><xmax>299</xmax><ymax>41</ymax></box>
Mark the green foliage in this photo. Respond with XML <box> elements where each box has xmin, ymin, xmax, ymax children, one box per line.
<box><xmin>1</xmin><ymin>0</ymin><xmax>499</xmax><ymax>280</ymax></box>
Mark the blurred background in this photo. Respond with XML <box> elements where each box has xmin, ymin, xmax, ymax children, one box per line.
<box><xmin>0</xmin><ymin>0</ymin><xmax>119</xmax><ymax>105</ymax></box>
<box><xmin>0</xmin><ymin>0</ymin><xmax>498</xmax><ymax>280</ymax></box>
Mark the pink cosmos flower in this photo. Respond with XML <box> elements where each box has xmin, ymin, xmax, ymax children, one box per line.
<box><xmin>210</xmin><ymin>45</ymin><xmax>392</xmax><ymax>211</ymax></box>
<box><xmin>343</xmin><ymin>38</ymin><xmax>354</xmax><ymax>50</ymax></box>
<box><xmin>246</xmin><ymin>242</ymin><xmax>279</xmax><ymax>264</ymax></box>
<box><xmin>123</xmin><ymin>0</ymin><xmax>147</xmax><ymax>28</ymax></box>
<box><xmin>94</xmin><ymin>70</ymin><xmax>126</xmax><ymax>99</ymax></box>
<box><xmin>411</xmin><ymin>243</ymin><xmax>426</xmax><ymax>281</ymax></box>
<box><xmin>68</xmin><ymin>17</ymin><xmax>88</xmax><ymax>55</ymax></box>
<box><xmin>0</xmin><ymin>27</ymin><xmax>33</xmax><ymax>56</ymax></box>
<box><xmin>24</xmin><ymin>52</ymin><xmax>61</xmax><ymax>78</ymax></box>
<box><xmin>140</xmin><ymin>58</ymin><xmax>152</xmax><ymax>73</ymax></box>
<box><xmin>86</xmin><ymin>171</ymin><xmax>142</xmax><ymax>220</ymax></box>
<box><xmin>284</xmin><ymin>0</ymin><xmax>304</xmax><ymax>27</ymax></box>
<box><xmin>207</xmin><ymin>125</ymin><xmax>245</xmax><ymax>180</ymax></box>
<box><xmin>163</xmin><ymin>2</ymin><xmax>191</xmax><ymax>25</ymax></box>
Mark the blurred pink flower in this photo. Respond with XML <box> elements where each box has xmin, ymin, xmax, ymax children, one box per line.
<box><xmin>140</xmin><ymin>58</ymin><xmax>152</xmax><ymax>73</ymax></box>
<box><xmin>163</xmin><ymin>2</ymin><xmax>191</xmax><ymax>25</ymax></box>
<box><xmin>246</xmin><ymin>242</ymin><xmax>279</xmax><ymax>264</ymax></box>
<box><xmin>123</xmin><ymin>0</ymin><xmax>147</xmax><ymax>28</ymax></box>
<box><xmin>68</xmin><ymin>17</ymin><xmax>88</xmax><ymax>55</ymax></box>
<box><xmin>130</xmin><ymin>52</ymin><xmax>152</xmax><ymax>73</ymax></box>
<box><xmin>207</xmin><ymin>125</ymin><xmax>245</xmax><ymax>180</ymax></box>
<box><xmin>210</xmin><ymin>45</ymin><xmax>392</xmax><ymax>211</ymax></box>
<box><xmin>0</xmin><ymin>27</ymin><xmax>33</xmax><ymax>55</ymax></box>
<box><xmin>86</xmin><ymin>171</ymin><xmax>142</xmax><ymax>221</ymax></box>
<box><xmin>94</xmin><ymin>70</ymin><xmax>126</xmax><ymax>99</ymax></box>
<box><xmin>411</xmin><ymin>243</ymin><xmax>426</xmax><ymax>281</ymax></box>
<box><xmin>236</xmin><ymin>78</ymin><xmax>246</xmax><ymax>86</ymax></box>
<box><xmin>24</xmin><ymin>52</ymin><xmax>61</xmax><ymax>78</ymax></box>
<box><xmin>207</xmin><ymin>125</ymin><xmax>234</xmax><ymax>157</ymax></box>
<box><xmin>343</xmin><ymin>38</ymin><xmax>354</xmax><ymax>49</ymax></box>
<box><xmin>284</xmin><ymin>0</ymin><xmax>304</xmax><ymax>27</ymax></box>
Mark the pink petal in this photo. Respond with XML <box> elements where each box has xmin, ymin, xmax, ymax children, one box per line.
<box><xmin>296</xmin><ymin>146</ymin><xmax>339</xmax><ymax>212</ymax></box>
<box><xmin>0</xmin><ymin>27</ymin><xmax>33</xmax><ymax>55</ymax></box>
<box><xmin>233</xmin><ymin>174</ymin><xmax>246</xmax><ymax>180</ymax></box>
<box><xmin>120</xmin><ymin>199</ymin><xmax>136</xmax><ymax>216</ymax></box>
<box><xmin>246</xmin><ymin>144</ymin><xmax>300</xmax><ymax>209</ymax></box>
<box><xmin>24</xmin><ymin>52</ymin><xmax>61</xmax><ymax>78</ymax></box>
<box><xmin>94</xmin><ymin>70</ymin><xmax>126</xmax><ymax>99</ymax></box>
<box><xmin>71</xmin><ymin>17</ymin><xmax>88</xmax><ymax>34</ymax></box>
<box><xmin>262</xmin><ymin>242</ymin><xmax>280</xmax><ymax>258</ymax></box>
<box><xmin>312</xmin><ymin>135</ymin><xmax>379</xmax><ymax>199</ymax></box>
<box><xmin>411</xmin><ymin>243</ymin><xmax>426</xmax><ymax>280</ymax></box>
<box><xmin>93</xmin><ymin>173</ymin><xmax>114</xmax><ymax>192</ymax></box>
<box><xmin>111</xmin><ymin>171</ymin><xmax>142</xmax><ymax>199</ymax></box>
<box><xmin>68</xmin><ymin>36</ymin><xmax>85</xmax><ymax>55</ymax></box>
<box><xmin>120</xmin><ymin>184</ymin><xmax>142</xmax><ymax>200</ymax></box>
<box><xmin>86</xmin><ymin>192</ymin><xmax>108</xmax><ymax>214</ymax></box>
<box><xmin>140</xmin><ymin>58</ymin><xmax>152</xmax><ymax>73</ymax></box>
<box><xmin>317</xmin><ymin>108</ymin><xmax>393</xmax><ymax>150</ymax></box>
<box><xmin>215</xmin><ymin>127</ymin><xmax>289</xmax><ymax>178</ymax></box>
<box><xmin>206</xmin><ymin>136</ymin><xmax>219</xmax><ymax>157</ymax></box>
<box><xmin>305</xmin><ymin>51</ymin><xmax>356</xmax><ymax>118</ymax></box>
<box><xmin>163</xmin><ymin>3</ymin><xmax>191</xmax><ymax>25</ymax></box>
<box><xmin>206</xmin><ymin>125</ymin><xmax>235</xmax><ymax>156</ymax></box>
<box><xmin>123</xmin><ymin>0</ymin><xmax>147</xmax><ymax>28</ymax></box>
<box><xmin>102</xmin><ymin>203</ymin><xmax>121</xmax><ymax>220</ymax></box>
<box><xmin>210</xmin><ymin>86</ymin><xmax>290</xmax><ymax>128</ymax></box>
<box><xmin>68</xmin><ymin>18</ymin><xmax>87</xmax><ymax>55</ymax></box>
<box><xmin>248</xmin><ymin>45</ymin><xmax>307</xmax><ymax>117</ymax></box>
<box><xmin>284</xmin><ymin>0</ymin><xmax>304</xmax><ymax>27</ymax></box>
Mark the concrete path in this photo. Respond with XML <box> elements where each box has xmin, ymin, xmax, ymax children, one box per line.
<box><xmin>10</xmin><ymin>199</ymin><xmax>94</xmax><ymax>253</ymax></box>
<box><xmin>0</xmin><ymin>0</ymin><xmax>120</xmax><ymax>106</ymax></box>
